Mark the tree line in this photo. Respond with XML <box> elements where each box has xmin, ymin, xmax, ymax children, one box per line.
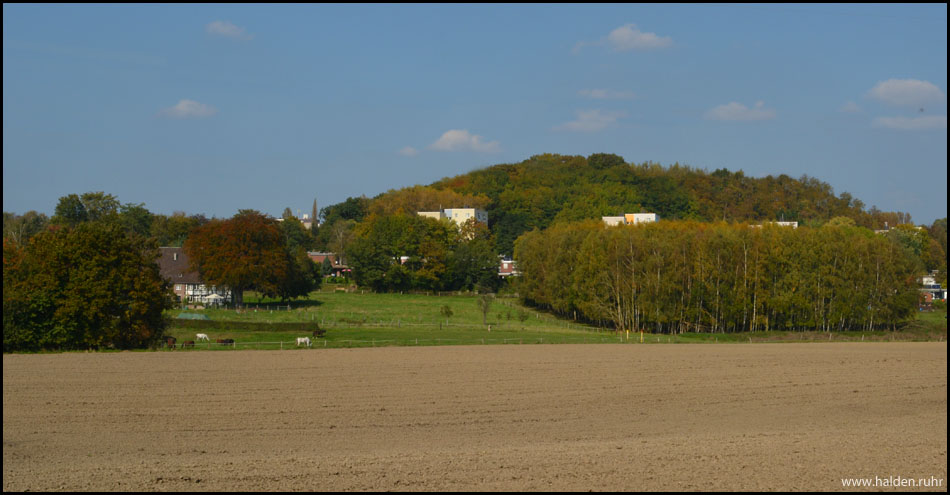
<box><xmin>3</xmin><ymin>193</ymin><xmax>321</xmax><ymax>351</ymax></box>
<box><xmin>514</xmin><ymin>220</ymin><xmax>923</xmax><ymax>334</ymax></box>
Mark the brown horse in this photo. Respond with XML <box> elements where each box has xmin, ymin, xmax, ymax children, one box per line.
<box><xmin>182</xmin><ymin>340</ymin><xmax>195</xmax><ymax>348</ymax></box>
<box><xmin>166</xmin><ymin>336</ymin><xmax>177</xmax><ymax>349</ymax></box>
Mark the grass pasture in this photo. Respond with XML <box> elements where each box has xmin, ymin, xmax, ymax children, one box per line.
<box><xmin>163</xmin><ymin>289</ymin><xmax>947</xmax><ymax>350</ymax></box>
<box><xmin>165</xmin><ymin>290</ymin><xmax>609</xmax><ymax>349</ymax></box>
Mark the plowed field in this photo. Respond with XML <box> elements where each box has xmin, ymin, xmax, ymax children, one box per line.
<box><xmin>3</xmin><ymin>343</ymin><xmax>947</xmax><ymax>491</ymax></box>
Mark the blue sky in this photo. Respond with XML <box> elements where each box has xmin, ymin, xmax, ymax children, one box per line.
<box><xmin>3</xmin><ymin>4</ymin><xmax>947</xmax><ymax>225</ymax></box>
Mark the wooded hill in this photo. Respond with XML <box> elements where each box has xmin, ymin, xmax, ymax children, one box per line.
<box><xmin>367</xmin><ymin>153</ymin><xmax>911</xmax><ymax>256</ymax></box>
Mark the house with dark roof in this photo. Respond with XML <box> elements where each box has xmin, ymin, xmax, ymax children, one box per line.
<box><xmin>158</xmin><ymin>247</ymin><xmax>231</xmax><ymax>306</ymax></box>
<box><xmin>307</xmin><ymin>251</ymin><xmax>350</xmax><ymax>277</ymax></box>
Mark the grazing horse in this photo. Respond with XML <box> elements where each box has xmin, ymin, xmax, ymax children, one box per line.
<box><xmin>313</xmin><ymin>329</ymin><xmax>325</xmax><ymax>338</ymax></box>
<box><xmin>196</xmin><ymin>333</ymin><xmax>210</xmax><ymax>341</ymax></box>
<box><xmin>182</xmin><ymin>340</ymin><xmax>195</xmax><ymax>348</ymax></box>
<box><xmin>296</xmin><ymin>337</ymin><xmax>311</xmax><ymax>347</ymax></box>
<box><xmin>166</xmin><ymin>336</ymin><xmax>177</xmax><ymax>349</ymax></box>
<box><xmin>216</xmin><ymin>338</ymin><xmax>235</xmax><ymax>345</ymax></box>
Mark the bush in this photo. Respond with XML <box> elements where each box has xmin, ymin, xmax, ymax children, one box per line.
<box><xmin>166</xmin><ymin>317</ymin><xmax>324</xmax><ymax>336</ymax></box>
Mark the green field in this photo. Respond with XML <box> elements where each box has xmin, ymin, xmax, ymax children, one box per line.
<box><xmin>165</xmin><ymin>288</ymin><xmax>609</xmax><ymax>349</ymax></box>
<box><xmin>163</xmin><ymin>287</ymin><xmax>947</xmax><ymax>350</ymax></box>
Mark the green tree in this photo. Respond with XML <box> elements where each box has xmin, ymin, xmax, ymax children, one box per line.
<box><xmin>587</xmin><ymin>153</ymin><xmax>626</xmax><ymax>170</ymax></box>
<box><xmin>440</xmin><ymin>304</ymin><xmax>454</xmax><ymax>319</ymax></box>
<box><xmin>150</xmin><ymin>212</ymin><xmax>204</xmax><ymax>247</ymax></box>
<box><xmin>346</xmin><ymin>213</ymin><xmax>465</xmax><ymax>292</ymax></box>
<box><xmin>824</xmin><ymin>216</ymin><xmax>856</xmax><ymax>228</ymax></box>
<box><xmin>321</xmin><ymin>256</ymin><xmax>334</xmax><ymax>277</ymax></box>
<box><xmin>118</xmin><ymin>203</ymin><xmax>154</xmax><ymax>237</ymax></box>
<box><xmin>280</xmin><ymin>216</ymin><xmax>314</xmax><ymax>252</ymax></box>
<box><xmin>52</xmin><ymin>193</ymin><xmax>89</xmax><ymax>226</ymax></box>
<box><xmin>3</xmin><ymin>211</ymin><xmax>50</xmax><ymax>245</ymax></box>
<box><xmin>477</xmin><ymin>292</ymin><xmax>494</xmax><ymax>326</ymax></box>
<box><xmin>3</xmin><ymin>223</ymin><xmax>174</xmax><ymax>351</ymax></box>
<box><xmin>310</xmin><ymin>198</ymin><xmax>319</xmax><ymax>236</ymax></box>
<box><xmin>327</xmin><ymin>219</ymin><xmax>356</xmax><ymax>265</ymax></box>
<box><xmin>278</xmin><ymin>247</ymin><xmax>321</xmax><ymax>301</ymax></box>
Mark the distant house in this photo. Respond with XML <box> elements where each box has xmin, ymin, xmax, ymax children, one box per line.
<box><xmin>751</xmin><ymin>221</ymin><xmax>798</xmax><ymax>229</ymax></box>
<box><xmin>307</xmin><ymin>251</ymin><xmax>349</xmax><ymax>277</ymax></box>
<box><xmin>157</xmin><ymin>247</ymin><xmax>231</xmax><ymax>306</ymax></box>
<box><xmin>602</xmin><ymin>216</ymin><xmax>626</xmax><ymax>227</ymax></box>
<box><xmin>919</xmin><ymin>272</ymin><xmax>947</xmax><ymax>302</ymax></box>
<box><xmin>276</xmin><ymin>213</ymin><xmax>315</xmax><ymax>230</ymax></box>
<box><xmin>602</xmin><ymin>213</ymin><xmax>658</xmax><ymax>226</ymax></box>
<box><xmin>499</xmin><ymin>257</ymin><xmax>520</xmax><ymax>278</ymax></box>
<box><xmin>300</xmin><ymin>213</ymin><xmax>314</xmax><ymax>230</ymax></box>
<box><xmin>417</xmin><ymin>208</ymin><xmax>488</xmax><ymax>225</ymax></box>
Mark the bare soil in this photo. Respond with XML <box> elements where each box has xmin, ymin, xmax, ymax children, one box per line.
<box><xmin>3</xmin><ymin>343</ymin><xmax>947</xmax><ymax>491</ymax></box>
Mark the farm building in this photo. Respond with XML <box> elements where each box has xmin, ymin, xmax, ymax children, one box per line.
<box><xmin>157</xmin><ymin>247</ymin><xmax>231</xmax><ymax>306</ymax></box>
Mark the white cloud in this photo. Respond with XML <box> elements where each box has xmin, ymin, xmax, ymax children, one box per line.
<box><xmin>554</xmin><ymin>109</ymin><xmax>627</xmax><ymax>132</ymax></box>
<box><xmin>867</xmin><ymin>79</ymin><xmax>946</xmax><ymax>107</ymax></box>
<box><xmin>871</xmin><ymin>115</ymin><xmax>947</xmax><ymax>130</ymax></box>
<box><xmin>398</xmin><ymin>146</ymin><xmax>419</xmax><ymax>156</ymax></box>
<box><xmin>607</xmin><ymin>24</ymin><xmax>672</xmax><ymax>51</ymax></box>
<box><xmin>573</xmin><ymin>23</ymin><xmax>672</xmax><ymax>53</ymax></box>
<box><xmin>579</xmin><ymin>89</ymin><xmax>636</xmax><ymax>100</ymax></box>
<box><xmin>428</xmin><ymin>130</ymin><xmax>501</xmax><ymax>153</ymax></box>
<box><xmin>158</xmin><ymin>99</ymin><xmax>218</xmax><ymax>119</ymax></box>
<box><xmin>705</xmin><ymin>101</ymin><xmax>776</xmax><ymax>121</ymax></box>
<box><xmin>206</xmin><ymin>20</ymin><xmax>253</xmax><ymax>40</ymax></box>
<box><xmin>839</xmin><ymin>101</ymin><xmax>862</xmax><ymax>113</ymax></box>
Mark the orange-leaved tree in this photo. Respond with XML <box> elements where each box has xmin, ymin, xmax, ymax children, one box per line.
<box><xmin>184</xmin><ymin>210</ymin><xmax>314</xmax><ymax>306</ymax></box>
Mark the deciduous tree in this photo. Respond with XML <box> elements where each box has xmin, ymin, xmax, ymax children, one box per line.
<box><xmin>185</xmin><ymin>210</ymin><xmax>314</xmax><ymax>306</ymax></box>
<box><xmin>3</xmin><ymin>223</ymin><xmax>173</xmax><ymax>351</ymax></box>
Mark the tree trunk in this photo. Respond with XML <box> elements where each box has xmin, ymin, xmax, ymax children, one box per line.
<box><xmin>232</xmin><ymin>288</ymin><xmax>244</xmax><ymax>307</ymax></box>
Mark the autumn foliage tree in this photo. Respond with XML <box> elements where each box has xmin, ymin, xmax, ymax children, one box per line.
<box><xmin>184</xmin><ymin>210</ymin><xmax>317</xmax><ymax>306</ymax></box>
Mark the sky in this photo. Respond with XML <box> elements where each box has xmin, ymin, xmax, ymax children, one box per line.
<box><xmin>3</xmin><ymin>4</ymin><xmax>947</xmax><ymax>225</ymax></box>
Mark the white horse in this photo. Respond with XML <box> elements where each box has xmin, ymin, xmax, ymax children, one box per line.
<box><xmin>196</xmin><ymin>333</ymin><xmax>210</xmax><ymax>341</ymax></box>
<box><xmin>296</xmin><ymin>337</ymin><xmax>311</xmax><ymax>347</ymax></box>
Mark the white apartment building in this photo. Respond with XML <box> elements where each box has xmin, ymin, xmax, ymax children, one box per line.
<box><xmin>417</xmin><ymin>208</ymin><xmax>488</xmax><ymax>225</ymax></box>
<box><xmin>602</xmin><ymin>213</ymin><xmax>658</xmax><ymax>226</ymax></box>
